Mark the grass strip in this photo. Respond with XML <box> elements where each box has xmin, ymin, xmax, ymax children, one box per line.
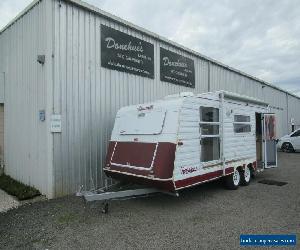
<box><xmin>0</xmin><ymin>174</ymin><xmax>40</xmax><ymax>200</ymax></box>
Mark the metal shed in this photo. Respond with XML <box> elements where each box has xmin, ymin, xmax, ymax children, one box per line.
<box><xmin>0</xmin><ymin>0</ymin><xmax>299</xmax><ymax>198</ymax></box>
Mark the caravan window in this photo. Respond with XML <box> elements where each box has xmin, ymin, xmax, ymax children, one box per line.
<box><xmin>201</xmin><ymin>137</ymin><xmax>220</xmax><ymax>162</ymax></box>
<box><xmin>234</xmin><ymin>115</ymin><xmax>251</xmax><ymax>133</ymax></box>
<box><xmin>234</xmin><ymin>124</ymin><xmax>251</xmax><ymax>133</ymax></box>
<box><xmin>234</xmin><ymin>115</ymin><xmax>250</xmax><ymax>122</ymax></box>
<box><xmin>200</xmin><ymin>124</ymin><xmax>219</xmax><ymax>135</ymax></box>
<box><xmin>199</xmin><ymin>107</ymin><xmax>220</xmax><ymax>162</ymax></box>
<box><xmin>200</xmin><ymin>107</ymin><xmax>219</xmax><ymax>122</ymax></box>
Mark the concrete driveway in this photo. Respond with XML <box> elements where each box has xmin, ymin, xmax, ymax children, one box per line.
<box><xmin>0</xmin><ymin>152</ymin><xmax>299</xmax><ymax>249</ymax></box>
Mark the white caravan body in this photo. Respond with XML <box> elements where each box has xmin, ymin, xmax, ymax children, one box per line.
<box><xmin>104</xmin><ymin>91</ymin><xmax>277</xmax><ymax>191</ymax></box>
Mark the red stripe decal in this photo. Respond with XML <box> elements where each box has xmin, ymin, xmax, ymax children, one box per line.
<box><xmin>175</xmin><ymin>170</ymin><xmax>223</xmax><ymax>189</ymax></box>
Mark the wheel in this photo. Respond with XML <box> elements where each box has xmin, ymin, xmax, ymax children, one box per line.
<box><xmin>281</xmin><ymin>142</ymin><xmax>294</xmax><ymax>153</ymax></box>
<box><xmin>224</xmin><ymin>169</ymin><xmax>240</xmax><ymax>190</ymax></box>
<box><xmin>240</xmin><ymin>165</ymin><xmax>251</xmax><ymax>186</ymax></box>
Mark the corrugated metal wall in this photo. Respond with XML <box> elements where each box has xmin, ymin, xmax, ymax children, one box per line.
<box><xmin>209</xmin><ymin>64</ymin><xmax>288</xmax><ymax>137</ymax></box>
<box><xmin>0</xmin><ymin>73</ymin><xmax>4</xmax><ymax>103</ymax></box>
<box><xmin>209</xmin><ymin>64</ymin><xmax>264</xmax><ymax>99</ymax></box>
<box><xmin>51</xmin><ymin>0</ymin><xmax>209</xmax><ymax>196</ymax></box>
<box><xmin>288</xmin><ymin>95</ymin><xmax>300</xmax><ymax>132</ymax></box>
<box><xmin>263</xmin><ymin>86</ymin><xmax>288</xmax><ymax>137</ymax></box>
<box><xmin>52</xmin><ymin>0</ymin><xmax>300</xmax><ymax>196</ymax></box>
<box><xmin>0</xmin><ymin>105</ymin><xmax>4</xmax><ymax>163</ymax></box>
<box><xmin>0</xmin><ymin>0</ymin><xmax>52</xmax><ymax>195</ymax></box>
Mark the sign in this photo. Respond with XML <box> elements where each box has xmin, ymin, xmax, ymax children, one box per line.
<box><xmin>240</xmin><ymin>235</ymin><xmax>296</xmax><ymax>246</ymax></box>
<box><xmin>101</xmin><ymin>25</ymin><xmax>154</xmax><ymax>79</ymax></box>
<box><xmin>160</xmin><ymin>48</ymin><xmax>195</xmax><ymax>88</ymax></box>
<box><xmin>50</xmin><ymin>114</ymin><xmax>62</xmax><ymax>133</ymax></box>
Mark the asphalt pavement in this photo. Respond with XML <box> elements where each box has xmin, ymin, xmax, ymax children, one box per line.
<box><xmin>0</xmin><ymin>152</ymin><xmax>299</xmax><ymax>249</ymax></box>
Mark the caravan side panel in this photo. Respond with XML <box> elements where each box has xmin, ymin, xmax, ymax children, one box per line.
<box><xmin>173</xmin><ymin>96</ymin><xmax>226</xmax><ymax>188</ymax></box>
<box><xmin>173</xmin><ymin>95</ymin><xmax>267</xmax><ymax>190</ymax></box>
<box><xmin>223</xmin><ymin>102</ymin><xmax>259</xmax><ymax>161</ymax></box>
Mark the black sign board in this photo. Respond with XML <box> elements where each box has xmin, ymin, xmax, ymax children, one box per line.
<box><xmin>101</xmin><ymin>25</ymin><xmax>154</xmax><ymax>79</ymax></box>
<box><xmin>160</xmin><ymin>48</ymin><xmax>195</xmax><ymax>88</ymax></box>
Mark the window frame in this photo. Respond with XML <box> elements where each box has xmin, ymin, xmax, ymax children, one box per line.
<box><xmin>233</xmin><ymin>114</ymin><xmax>251</xmax><ymax>134</ymax></box>
<box><xmin>199</xmin><ymin>106</ymin><xmax>221</xmax><ymax>163</ymax></box>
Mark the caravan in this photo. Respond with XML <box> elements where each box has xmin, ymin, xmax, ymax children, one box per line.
<box><xmin>104</xmin><ymin>91</ymin><xmax>278</xmax><ymax>192</ymax></box>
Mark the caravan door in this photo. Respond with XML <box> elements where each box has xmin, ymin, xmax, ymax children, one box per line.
<box><xmin>262</xmin><ymin>113</ymin><xmax>277</xmax><ymax>168</ymax></box>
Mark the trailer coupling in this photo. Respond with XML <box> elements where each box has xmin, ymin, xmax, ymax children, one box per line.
<box><xmin>76</xmin><ymin>184</ymin><xmax>178</xmax><ymax>213</ymax></box>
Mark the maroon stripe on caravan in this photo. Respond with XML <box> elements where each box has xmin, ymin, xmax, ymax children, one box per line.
<box><xmin>153</xmin><ymin>142</ymin><xmax>176</xmax><ymax>178</ymax></box>
<box><xmin>175</xmin><ymin>170</ymin><xmax>223</xmax><ymax>189</ymax></box>
<box><xmin>225</xmin><ymin>167</ymin><xmax>234</xmax><ymax>175</ymax></box>
<box><xmin>105</xmin><ymin>170</ymin><xmax>176</xmax><ymax>191</ymax></box>
<box><xmin>105</xmin><ymin>141</ymin><xmax>176</xmax><ymax>179</ymax></box>
<box><xmin>111</xmin><ymin>142</ymin><xmax>157</xmax><ymax>168</ymax></box>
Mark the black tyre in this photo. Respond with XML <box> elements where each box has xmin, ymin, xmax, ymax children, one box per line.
<box><xmin>224</xmin><ymin>169</ymin><xmax>240</xmax><ymax>190</ymax></box>
<box><xmin>240</xmin><ymin>165</ymin><xmax>251</xmax><ymax>186</ymax></box>
<box><xmin>281</xmin><ymin>142</ymin><xmax>294</xmax><ymax>153</ymax></box>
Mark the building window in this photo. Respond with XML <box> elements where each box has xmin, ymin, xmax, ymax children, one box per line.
<box><xmin>200</xmin><ymin>107</ymin><xmax>220</xmax><ymax>162</ymax></box>
<box><xmin>234</xmin><ymin>115</ymin><xmax>251</xmax><ymax>133</ymax></box>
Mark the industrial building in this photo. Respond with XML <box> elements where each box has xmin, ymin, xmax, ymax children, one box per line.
<box><xmin>0</xmin><ymin>0</ymin><xmax>299</xmax><ymax>198</ymax></box>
